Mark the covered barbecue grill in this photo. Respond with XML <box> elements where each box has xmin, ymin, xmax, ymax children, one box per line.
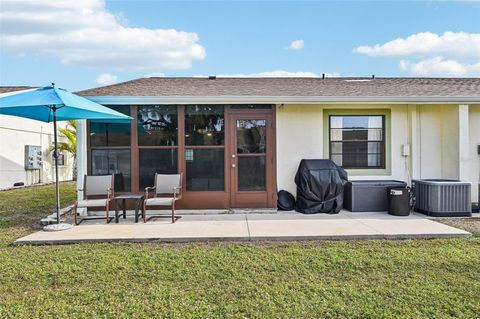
<box><xmin>294</xmin><ymin>159</ymin><xmax>348</xmax><ymax>214</ymax></box>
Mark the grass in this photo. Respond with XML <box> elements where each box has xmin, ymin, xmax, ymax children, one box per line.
<box><xmin>0</xmin><ymin>184</ymin><xmax>479</xmax><ymax>318</ymax></box>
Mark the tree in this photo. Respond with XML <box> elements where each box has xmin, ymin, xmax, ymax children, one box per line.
<box><xmin>49</xmin><ymin>120</ymin><xmax>77</xmax><ymax>180</ymax></box>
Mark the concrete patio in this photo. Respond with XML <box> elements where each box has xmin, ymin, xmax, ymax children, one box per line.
<box><xmin>15</xmin><ymin>210</ymin><xmax>471</xmax><ymax>245</ymax></box>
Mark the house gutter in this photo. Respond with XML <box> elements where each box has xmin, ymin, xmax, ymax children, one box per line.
<box><xmin>84</xmin><ymin>95</ymin><xmax>480</xmax><ymax>105</ymax></box>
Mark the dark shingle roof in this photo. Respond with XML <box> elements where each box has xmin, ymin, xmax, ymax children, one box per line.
<box><xmin>77</xmin><ymin>77</ymin><xmax>480</xmax><ymax>99</ymax></box>
<box><xmin>0</xmin><ymin>86</ymin><xmax>36</xmax><ymax>94</ymax></box>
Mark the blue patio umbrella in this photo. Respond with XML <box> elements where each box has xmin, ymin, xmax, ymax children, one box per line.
<box><xmin>0</xmin><ymin>85</ymin><xmax>132</xmax><ymax>225</ymax></box>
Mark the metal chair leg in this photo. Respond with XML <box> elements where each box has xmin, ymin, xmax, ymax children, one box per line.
<box><xmin>74</xmin><ymin>202</ymin><xmax>78</xmax><ymax>225</ymax></box>
<box><xmin>143</xmin><ymin>201</ymin><xmax>147</xmax><ymax>223</ymax></box>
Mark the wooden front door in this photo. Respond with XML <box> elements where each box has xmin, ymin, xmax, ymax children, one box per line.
<box><xmin>228</xmin><ymin>111</ymin><xmax>276</xmax><ymax>208</ymax></box>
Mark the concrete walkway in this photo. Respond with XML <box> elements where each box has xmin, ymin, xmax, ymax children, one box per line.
<box><xmin>15</xmin><ymin>211</ymin><xmax>471</xmax><ymax>245</ymax></box>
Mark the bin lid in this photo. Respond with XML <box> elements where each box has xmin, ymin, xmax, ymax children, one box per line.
<box><xmin>348</xmin><ymin>180</ymin><xmax>407</xmax><ymax>187</ymax></box>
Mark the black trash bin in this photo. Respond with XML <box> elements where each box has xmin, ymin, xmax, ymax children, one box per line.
<box><xmin>387</xmin><ymin>187</ymin><xmax>410</xmax><ymax>216</ymax></box>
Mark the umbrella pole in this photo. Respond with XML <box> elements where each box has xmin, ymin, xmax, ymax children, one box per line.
<box><xmin>53</xmin><ymin>109</ymin><xmax>61</xmax><ymax>224</ymax></box>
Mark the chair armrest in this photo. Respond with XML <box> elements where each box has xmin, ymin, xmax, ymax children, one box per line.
<box><xmin>106</xmin><ymin>187</ymin><xmax>113</xmax><ymax>200</ymax></box>
<box><xmin>173</xmin><ymin>187</ymin><xmax>182</xmax><ymax>199</ymax></box>
<box><xmin>145</xmin><ymin>186</ymin><xmax>156</xmax><ymax>199</ymax></box>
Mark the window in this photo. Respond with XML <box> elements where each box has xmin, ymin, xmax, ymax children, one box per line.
<box><xmin>139</xmin><ymin>149</ymin><xmax>178</xmax><ymax>191</ymax></box>
<box><xmin>329</xmin><ymin>115</ymin><xmax>385</xmax><ymax>169</ymax></box>
<box><xmin>185</xmin><ymin>148</ymin><xmax>224</xmax><ymax>191</ymax></box>
<box><xmin>89</xmin><ymin>106</ymin><xmax>131</xmax><ymax>192</ymax></box>
<box><xmin>185</xmin><ymin>105</ymin><xmax>224</xmax><ymax>146</ymax></box>
<box><xmin>91</xmin><ymin>149</ymin><xmax>131</xmax><ymax>192</ymax></box>
<box><xmin>138</xmin><ymin>105</ymin><xmax>177</xmax><ymax>146</ymax></box>
<box><xmin>137</xmin><ymin>106</ymin><xmax>179</xmax><ymax>190</ymax></box>
<box><xmin>238</xmin><ymin>156</ymin><xmax>265</xmax><ymax>191</ymax></box>
<box><xmin>236</xmin><ymin>119</ymin><xmax>266</xmax><ymax>154</ymax></box>
<box><xmin>89</xmin><ymin>105</ymin><xmax>131</xmax><ymax>147</ymax></box>
<box><xmin>236</xmin><ymin>119</ymin><xmax>267</xmax><ymax>191</ymax></box>
<box><xmin>185</xmin><ymin>105</ymin><xmax>225</xmax><ymax>191</ymax></box>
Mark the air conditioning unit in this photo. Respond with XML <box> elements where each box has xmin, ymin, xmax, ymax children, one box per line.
<box><xmin>412</xmin><ymin>179</ymin><xmax>471</xmax><ymax>217</ymax></box>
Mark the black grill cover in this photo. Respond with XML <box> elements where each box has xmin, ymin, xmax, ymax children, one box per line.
<box><xmin>294</xmin><ymin>159</ymin><xmax>348</xmax><ymax>214</ymax></box>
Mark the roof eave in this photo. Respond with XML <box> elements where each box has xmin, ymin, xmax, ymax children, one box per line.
<box><xmin>83</xmin><ymin>96</ymin><xmax>480</xmax><ymax>105</ymax></box>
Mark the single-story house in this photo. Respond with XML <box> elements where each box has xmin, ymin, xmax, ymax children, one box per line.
<box><xmin>76</xmin><ymin>77</ymin><xmax>480</xmax><ymax>209</ymax></box>
<box><xmin>0</xmin><ymin>86</ymin><xmax>74</xmax><ymax>189</ymax></box>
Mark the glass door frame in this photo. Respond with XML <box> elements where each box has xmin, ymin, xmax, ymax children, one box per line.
<box><xmin>228</xmin><ymin>108</ymin><xmax>276</xmax><ymax>208</ymax></box>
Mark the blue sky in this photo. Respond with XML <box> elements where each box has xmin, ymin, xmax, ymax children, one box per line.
<box><xmin>1</xmin><ymin>1</ymin><xmax>479</xmax><ymax>91</ymax></box>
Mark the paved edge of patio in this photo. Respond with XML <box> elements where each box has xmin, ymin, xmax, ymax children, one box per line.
<box><xmin>14</xmin><ymin>233</ymin><xmax>471</xmax><ymax>246</ymax></box>
<box><xmin>13</xmin><ymin>212</ymin><xmax>472</xmax><ymax>245</ymax></box>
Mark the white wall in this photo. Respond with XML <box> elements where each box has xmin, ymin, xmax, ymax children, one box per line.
<box><xmin>276</xmin><ymin>104</ymin><xmax>324</xmax><ymax>195</ymax></box>
<box><xmin>276</xmin><ymin>103</ymin><xmax>477</xmax><ymax>202</ymax></box>
<box><xmin>276</xmin><ymin>104</ymin><xmax>411</xmax><ymax>195</ymax></box>
<box><xmin>0</xmin><ymin>115</ymin><xmax>73</xmax><ymax>189</ymax></box>
<box><xmin>468</xmin><ymin>105</ymin><xmax>480</xmax><ymax>202</ymax></box>
<box><xmin>417</xmin><ymin>105</ymin><xmax>470</xmax><ymax>181</ymax></box>
<box><xmin>440</xmin><ymin>105</ymin><xmax>460</xmax><ymax>179</ymax></box>
<box><xmin>418</xmin><ymin>105</ymin><xmax>443</xmax><ymax>178</ymax></box>
<box><xmin>383</xmin><ymin>105</ymin><xmax>409</xmax><ymax>182</ymax></box>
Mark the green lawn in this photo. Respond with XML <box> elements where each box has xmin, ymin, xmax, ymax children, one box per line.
<box><xmin>0</xmin><ymin>184</ymin><xmax>479</xmax><ymax>318</ymax></box>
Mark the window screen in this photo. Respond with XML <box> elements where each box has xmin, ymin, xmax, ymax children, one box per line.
<box><xmin>329</xmin><ymin>115</ymin><xmax>385</xmax><ymax>169</ymax></box>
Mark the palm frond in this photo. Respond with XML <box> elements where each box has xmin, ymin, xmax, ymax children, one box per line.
<box><xmin>58</xmin><ymin>128</ymin><xmax>76</xmax><ymax>150</ymax></box>
<box><xmin>48</xmin><ymin>120</ymin><xmax>77</xmax><ymax>158</ymax></box>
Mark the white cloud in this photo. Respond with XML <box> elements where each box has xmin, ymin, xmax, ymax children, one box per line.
<box><xmin>354</xmin><ymin>31</ymin><xmax>480</xmax><ymax>58</ymax></box>
<box><xmin>289</xmin><ymin>39</ymin><xmax>304</xmax><ymax>50</ymax></box>
<box><xmin>195</xmin><ymin>70</ymin><xmax>340</xmax><ymax>78</ymax></box>
<box><xmin>0</xmin><ymin>0</ymin><xmax>206</xmax><ymax>71</ymax></box>
<box><xmin>95</xmin><ymin>73</ymin><xmax>118</xmax><ymax>85</ymax></box>
<box><xmin>355</xmin><ymin>31</ymin><xmax>480</xmax><ymax>77</ymax></box>
<box><xmin>399</xmin><ymin>57</ymin><xmax>480</xmax><ymax>77</ymax></box>
<box><xmin>145</xmin><ymin>72</ymin><xmax>166</xmax><ymax>78</ymax></box>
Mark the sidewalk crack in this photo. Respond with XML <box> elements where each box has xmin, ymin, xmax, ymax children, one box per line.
<box><xmin>342</xmin><ymin>212</ymin><xmax>384</xmax><ymax>235</ymax></box>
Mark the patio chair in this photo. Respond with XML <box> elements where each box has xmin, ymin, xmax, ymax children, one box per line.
<box><xmin>74</xmin><ymin>175</ymin><xmax>114</xmax><ymax>225</ymax></box>
<box><xmin>144</xmin><ymin>173</ymin><xmax>183</xmax><ymax>223</ymax></box>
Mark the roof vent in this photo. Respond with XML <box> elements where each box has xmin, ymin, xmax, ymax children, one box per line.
<box><xmin>208</xmin><ymin>75</ymin><xmax>216</xmax><ymax>80</ymax></box>
<box><xmin>322</xmin><ymin>73</ymin><xmax>325</xmax><ymax>79</ymax></box>
<box><xmin>372</xmin><ymin>74</ymin><xmax>375</xmax><ymax>79</ymax></box>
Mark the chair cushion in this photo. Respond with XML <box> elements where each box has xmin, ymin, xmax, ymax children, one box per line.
<box><xmin>77</xmin><ymin>199</ymin><xmax>109</xmax><ymax>208</ymax></box>
<box><xmin>85</xmin><ymin>175</ymin><xmax>113</xmax><ymax>196</ymax></box>
<box><xmin>155</xmin><ymin>174</ymin><xmax>181</xmax><ymax>194</ymax></box>
<box><xmin>145</xmin><ymin>197</ymin><xmax>175</xmax><ymax>206</ymax></box>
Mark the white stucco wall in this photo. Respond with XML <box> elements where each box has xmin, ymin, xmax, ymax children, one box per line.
<box><xmin>468</xmin><ymin>105</ymin><xmax>480</xmax><ymax>202</ymax></box>
<box><xmin>440</xmin><ymin>105</ymin><xmax>460</xmax><ymax>179</ymax></box>
<box><xmin>275</xmin><ymin>105</ymin><xmax>324</xmax><ymax>195</ymax></box>
<box><xmin>276</xmin><ymin>104</ymin><xmax>411</xmax><ymax>195</ymax></box>
<box><xmin>276</xmin><ymin>103</ymin><xmax>477</xmax><ymax>202</ymax></box>
<box><xmin>0</xmin><ymin>115</ymin><xmax>73</xmax><ymax>189</ymax></box>
<box><xmin>417</xmin><ymin>105</ymin><xmax>470</xmax><ymax>181</ymax></box>
<box><xmin>384</xmin><ymin>105</ymin><xmax>409</xmax><ymax>182</ymax></box>
<box><xmin>418</xmin><ymin>106</ymin><xmax>443</xmax><ymax>178</ymax></box>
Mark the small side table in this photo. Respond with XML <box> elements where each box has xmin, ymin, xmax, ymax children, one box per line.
<box><xmin>113</xmin><ymin>194</ymin><xmax>145</xmax><ymax>223</ymax></box>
